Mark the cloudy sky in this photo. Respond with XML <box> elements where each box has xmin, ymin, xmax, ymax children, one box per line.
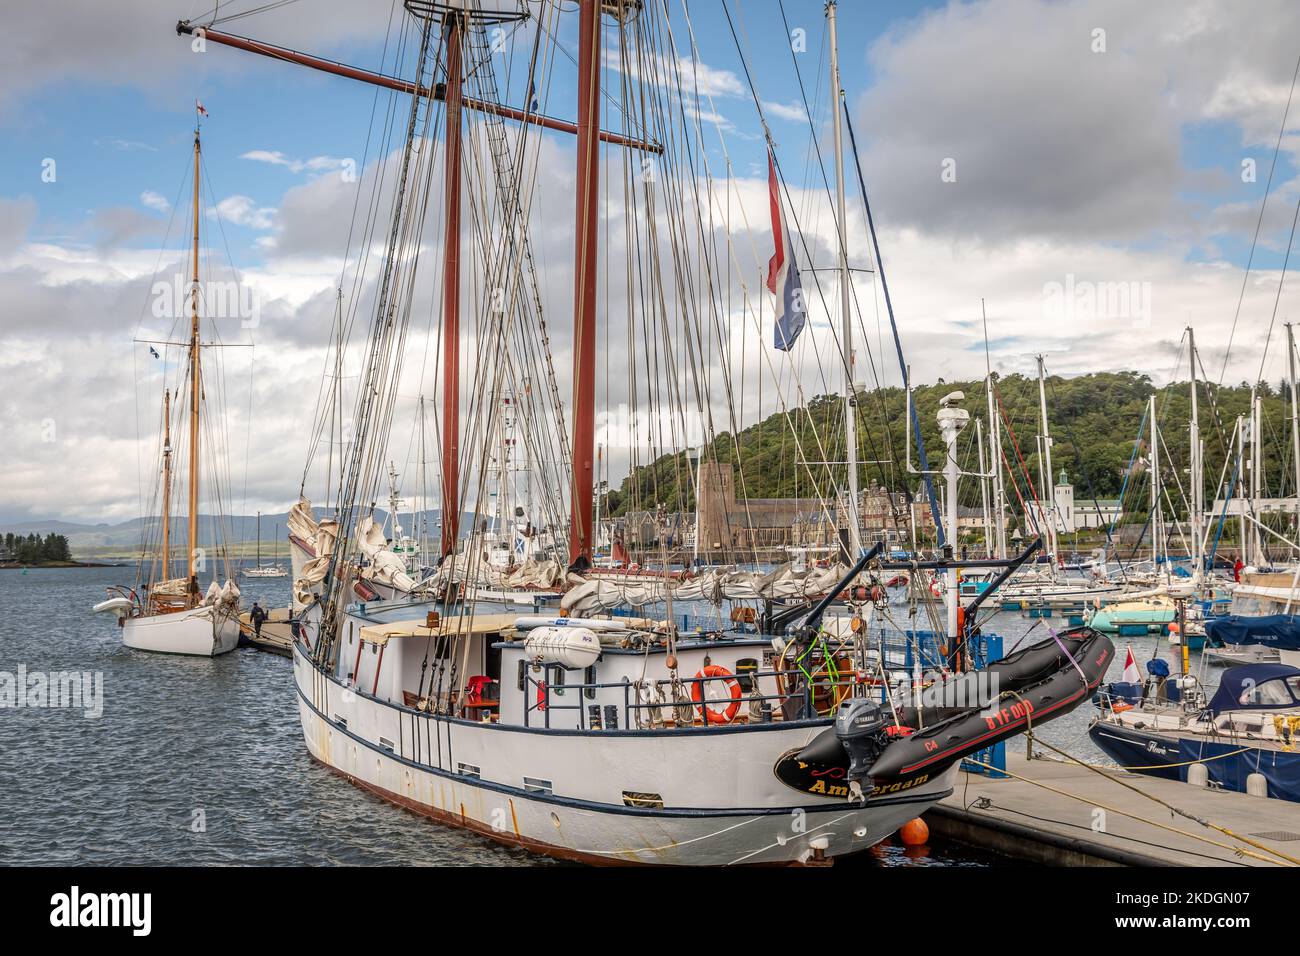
<box><xmin>2</xmin><ymin>0</ymin><xmax>1299</xmax><ymax>526</ymax></box>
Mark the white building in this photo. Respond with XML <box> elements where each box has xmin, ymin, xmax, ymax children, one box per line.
<box><xmin>1054</xmin><ymin>470</ymin><xmax>1123</xmax><ymax>531</ymax></box>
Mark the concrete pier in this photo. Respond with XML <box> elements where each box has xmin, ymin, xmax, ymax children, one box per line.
<box><xmin>927</xmin><ymin>752</ymin><xmax>1300</xmax><ymax>867</ymax></box>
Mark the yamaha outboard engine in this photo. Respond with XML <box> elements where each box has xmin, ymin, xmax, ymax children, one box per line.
<box><xmin>834</xmin><ymin>698</ymin><xmax>889</xmax><ymax>802</ymax></box>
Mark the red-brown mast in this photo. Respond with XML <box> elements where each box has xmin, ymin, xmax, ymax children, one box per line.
<box><xmin>440</xmin><ymin>12</ymin><xmax>463</xmax><ymax>557</ymax></box>
<box><xmin>568</xmin><ymin>0</ymin><xmax>600</xmax><ymax>569</ymax></box>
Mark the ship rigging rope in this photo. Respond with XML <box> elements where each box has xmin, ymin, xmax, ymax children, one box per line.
<box><xmin>1218</xmin><ymin>50</ymin><xmax>1300</xmax><ymax>388</ymax></box>
<box><xmin>994</xmin><ymin>392</ymin><xmax>1048</xmax><ymax>539</ymax></box>
<box><xmin>650</xmin><ymin>1</ymin><xmax>846</xmax><ymax>543</ymax></box>
<box><xmin>1043</xmin><ymin>370</ymin><xmax>1131</xmax><ymax>577</ymax></box>
<box><xmin>718</xmin><ymin>0</ymin><xmax>872</xmax><ymax>513</ymax></box>
<box><xmin>1040</xmin><ymin>741</ymin><xmax>1256</xmax><ymax>774</ymax></box>
<box><xmin>676</xmin><ymin>5</ymin><xmax>837</xmax><ymax>546</ymax></box>
<box><xmin>1250</xmin><ymin>188</ymin><xmax>1300</xmax><ymax>395</ymax></box>
<box><xmin>300</xmin><ymin>2</ymin><xmax>411</xmax><ymax>494</ymax></box>
<box><xmin>667</xmin><ymin>1</ymin><xmax>827</xmax><ymax>554</ymax></box>
<box><xmin>195</xmin><ymin>0</ymin><xmax>306</xmax><ymax>29</ymax></box>
<box><xmin>317</xmin><ymin>18</ymin><xmax>440</xmax><ymax>661</ymax></box>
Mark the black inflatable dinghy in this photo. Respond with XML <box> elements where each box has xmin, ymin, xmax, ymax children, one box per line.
<box><xmin>776</xmin><ymin>627</ymin><xmax>1114</xmax><ymax>800</ymax></box>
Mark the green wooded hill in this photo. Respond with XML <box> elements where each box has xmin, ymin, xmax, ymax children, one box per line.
<box><xmin>603</xmin><ymin>372</ymin><xmax>1291</xmax><ymax>523</ymax></box>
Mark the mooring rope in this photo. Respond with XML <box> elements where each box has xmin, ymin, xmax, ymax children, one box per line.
<box><xmin>1026</xmin><ymin>733</ymin><xmax>1300</xmax><ymax>867</ymax></box>
<box><xmin>961</xmin><ymin>755</ymin><xmax>1291</xmax><ymax>867</ymax></box>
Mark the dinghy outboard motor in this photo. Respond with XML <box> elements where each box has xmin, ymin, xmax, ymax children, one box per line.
<box><xmin>834</xmin><ymin>698</ymin><xmax>889</xmax><ymax>802</ymax></box>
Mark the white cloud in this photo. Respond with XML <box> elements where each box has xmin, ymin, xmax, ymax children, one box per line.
<box><xmin>241</xmin><ymin>149</ymin><xmax>355</xmax><ymax>176</ymax></box>
<box><xmin>762</xmin><ymin>100</ymin><xmax>808</xmax><ymax>124</ymax></box>
<box><xmin>851</xmin><ymin>0</ymin><xmax>1300</xmax><ymax>244</ymax></box>
<box><xmin>603</xmin><ymin>49</ymin><xmax>746</xmax><ymax>100</ymax></box>
<box><xmin>139</xmin><ymin>190</ymin><xmax>170</xmax><ymax>213</ymax></box>
<box><xmin>211</xmin><ymin>195</ymin><xmax>276</xmax><ymax>230</ymax></box>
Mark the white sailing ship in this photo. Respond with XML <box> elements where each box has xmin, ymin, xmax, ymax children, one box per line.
<box><xmin>185</xmin><ymin>0</ymin><xmax>1106</xmax><ymax>864</ymax></box>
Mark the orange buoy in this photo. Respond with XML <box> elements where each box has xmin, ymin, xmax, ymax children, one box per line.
<box><xmin>899</xmin><ymin>817</ymin><xmax>929</xmax><ymax>846</ymax></box>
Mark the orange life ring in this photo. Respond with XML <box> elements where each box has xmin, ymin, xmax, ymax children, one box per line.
<box><xmin>691</xmin><ymin>664</ymin><xmax>741</xmax><ymax>724</ymax></box>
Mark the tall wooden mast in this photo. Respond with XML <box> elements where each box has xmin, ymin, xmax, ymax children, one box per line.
<box><xmin>173</xmin><ymin>5</ymin><xmax>660</xmax><ymax>573</ymax></box>
<box><xmin>827</xmin><ymin>0</ymin><xmax>861</xmax><ymax>559</ymax></box>
<box><xmin>187</xmin><ymin>124</ymin><xmax>202</xmax><ymax>602</ymax></box>
<box><xmin>160</xmin><ymin>389</ymin><xmax>172</xmax><ymax>583</ymax></box>
<box><xmin>568</xmin><ymin>0</ymin><xmax>600</xmax><ymax>569</ymax></box>
<box><xmin>440</xmin><ymin>10</ymin><xmax>463</xmax><ymax>557</ymax></box>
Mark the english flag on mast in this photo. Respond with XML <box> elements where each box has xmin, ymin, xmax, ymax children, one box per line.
<box><xmin>765</xmin><ymin>150</ymin><xmax>806</xmax><ymax>350</ymax></box>
<box><xmin>196</xmin><ymin>99</ymin><xmax>209</xmax><ymax>118</ymax></box>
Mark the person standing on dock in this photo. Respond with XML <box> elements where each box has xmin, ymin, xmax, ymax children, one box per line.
<box><xmin>250</xmin><ymin>602</ymin><xmax>267</xmax><ymax>640</ymax></box>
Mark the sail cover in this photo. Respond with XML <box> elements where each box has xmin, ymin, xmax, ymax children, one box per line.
<box><xmin>1205</xmin><ymin>614</ymin><xmax>1300</xmax><ymax>650</ymax></box>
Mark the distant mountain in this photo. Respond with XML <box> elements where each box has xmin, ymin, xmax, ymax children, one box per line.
<box><xmin>4</xmin><ymin>508</ymin><xmax>486</xmax><ymax>557</ymax></box>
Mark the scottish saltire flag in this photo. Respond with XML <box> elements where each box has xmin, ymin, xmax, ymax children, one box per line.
<box><xmin>765</xmin><ymin>151</ymin><xmax>806</xmax><ymax>350</ymax></box>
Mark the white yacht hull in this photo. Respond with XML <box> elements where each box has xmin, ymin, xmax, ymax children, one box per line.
<box><xmin>123</xmin><ymin>605</ymin><xmax>241</xmax><ymax>657</ymax></box>
<box><xmin>291</xmin><ymin>642</ymin><xmax>954</xmax><ymax>865</ymax></box>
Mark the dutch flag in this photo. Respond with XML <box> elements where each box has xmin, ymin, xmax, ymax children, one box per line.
<box><xmin>765</xmin><ymin>150</ymin><xmax>806</xmax><ymax>351</ymax></box>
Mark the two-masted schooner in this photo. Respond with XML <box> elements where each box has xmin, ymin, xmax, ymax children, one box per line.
<box><xmin>94</xmin><ymin>109</ymin><xmax>242</xmax><ymax>656</ymax></box>
<box><xmin>181</xmin><ymin>0</ymin><xmax>1108</xmax><ymax>864</ymax></box>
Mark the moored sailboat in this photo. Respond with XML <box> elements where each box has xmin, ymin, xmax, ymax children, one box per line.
<box><xmin>241</xmin><ymin>512</ymin><xmax>289</xmax><ymax>578</ymax></box>
<box><xmin>93</xmin><ymin>109</ymin><xmax>242</xmax><ymax>656</ymax></box>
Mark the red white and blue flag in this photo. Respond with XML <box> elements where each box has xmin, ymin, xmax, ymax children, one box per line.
<box><xmin>765</xmin><ymin>150</ymin><xmax>806</xmax><ymax>350</ymax></box>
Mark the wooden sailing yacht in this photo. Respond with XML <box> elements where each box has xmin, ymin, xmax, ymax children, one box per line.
<box><xmin>95</xmin><ymin>111</ymin><xmax>242</xmax><ymax>656</ymax></box>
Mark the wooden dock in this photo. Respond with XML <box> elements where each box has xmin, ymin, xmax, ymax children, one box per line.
<box><xmin>927</xmin><ymin>752</ymin><xmax>1300</xmax><ymax>867</ymax></box>
<box><xmin>238</xmin><ymin>607</ymin><xmax>295</xmax><ymax>657</ymax></box>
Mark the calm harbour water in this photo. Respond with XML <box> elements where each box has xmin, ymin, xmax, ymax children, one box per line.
<box><xmin>0</xmin><ymin>566</ymin><xmax>1214</xmax><ymax>867</ymax></box>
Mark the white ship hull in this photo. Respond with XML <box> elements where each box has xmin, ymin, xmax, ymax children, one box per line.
<box><xmin>123</xmin><ymin>605</ymin><xmax>241</xmax><ymax>656</ymax></box>
<box><xmin>291</xmin><ymin>641</ymin><xmax>954</xmax><ymax>865</ymax></box>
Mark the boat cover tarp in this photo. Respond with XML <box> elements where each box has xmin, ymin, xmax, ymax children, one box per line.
<box><xmin>1207</xmin><ymin>663</ymin><xmax>1300</xmax><ymax>715</ymax></box>
<box><xmin>1204</xmin><ymin>614</ymin><xmax>1300</xmax><ymax>649</ymax></box>
<box><xmin>415</xmin><ymin>552</ymin><xmax>568</xmax><ymax>594</ymax></box>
